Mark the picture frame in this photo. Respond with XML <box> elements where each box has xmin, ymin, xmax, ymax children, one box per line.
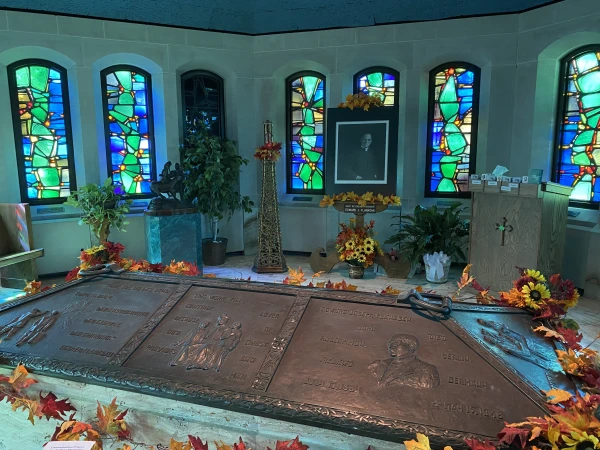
<box><xmin>326</xmin><ymin>107</ymin><xmax>399</xmax><ymax>195</ymax></box>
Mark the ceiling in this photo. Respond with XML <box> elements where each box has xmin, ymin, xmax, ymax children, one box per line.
<box><xmin>0</xmin><ymin>0</ymin><xmax>558</xmax><ymax>35</ymax></box>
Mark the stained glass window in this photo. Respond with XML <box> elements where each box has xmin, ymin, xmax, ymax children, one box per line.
<box><xmin>181</xmin><ymin>70</ymin><xmax>225</xmax><ymax>137</ymax></box>
<box><xmin>554</xmin><ymin>47</ymin><xmax>600</xmax><ymax>205</ymax></box>
<box><xmin>354</xmin><ymin>67</ymin><xmax>399</xmax><ymax>106</ymax></box>
<box><xmin>101</xmin><ymin>66</ymin><xmax>155</xmax><ymax>196</ymax></box>
<box><xmin>287</xmin><ymin>72</ymin><xmax>326</xmax><ymax>193</ymax></box>
<box><xmin>426</xmin><ymin>63</ymin><xmax>480</xmax><ymax>197</ymax></box>
<box><xmin>8</xmin><ymin>60</ymin><xmax>76</xmax><ymax>203</ymax></box>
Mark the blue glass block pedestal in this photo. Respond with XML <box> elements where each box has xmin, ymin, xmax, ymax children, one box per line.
<box><xmin>144</xmin><ymin>210</ymin><xmax>203</xmax><ymax>273</ymax></box>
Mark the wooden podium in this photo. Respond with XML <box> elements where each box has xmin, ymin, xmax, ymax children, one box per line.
<box><xmin>469</xmin><ymin>182</ymin><xmax>572</xmax><ymax>292</ymax></box>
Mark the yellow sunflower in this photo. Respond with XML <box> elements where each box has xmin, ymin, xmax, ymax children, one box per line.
<box><xmin>562</xmin><ymin>288</ymin><xmax>580</xmax><ymax>309</ymax></box>
<box><xmin>521</xmin><ymin>282</ymin><xmax>550</xmax><ymax>309</ymax></box>
<box><xmin>345</xmin><ymin>240</ymin><xmax>355</xmax><ymax>250</ymax></box>
<box><xmin>525</xmin><ymin>269</ymin><xmax>546</xmax><ymax>283</ymax></box>
<box><xmin>563</xmin><ymin>431</ymin><xmax>600</xmax><ymax>450</ymax></box>
<box><xmin>358</xmin><ymin>254</ymin><xmax>367</xmax><ymax>263</ymax></box>
<box><xmin>364</xmin><ymin>238</ymin><xmax>374</xmax><ymax>247</ymax></box>
<box><xmin>364</xmin><ymin>244</ymin><xmax>374</xmax><ymax>254</ymax></box>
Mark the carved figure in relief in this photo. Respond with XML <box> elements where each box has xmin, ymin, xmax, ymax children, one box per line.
<box><xmin>369</xmin><ymin>334</ymin><xmax>440</xmax><ymax>389</ymax></box>
<box><xmin>0</xmin><ymin>308</ymin><xmax>44</xmax><ymax>340</ymax></box>
<box><xmin>15</xmin><ymin>310</ymin><xmax>60</xmax><ymax>346</ymax></box>
<box><xmin>185</xmin><ymin>315</ymin><xmax>243</xmax><ymax>372</ymax></box>
<box><xmin>477</xmin><ymin>319</ymin><xmax>557</xmax><ymax>370</ymax></box>
<box><xmin>169</xmin><ymin>320</ymin><xmax>211</xmax><ymax>367</ymax></box>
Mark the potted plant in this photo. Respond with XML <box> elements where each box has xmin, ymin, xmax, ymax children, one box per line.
<box><xmin>66</xmin><ymin>178</ymin><xmax>132</xmax><ymax>244</ymax></box>
<box><xmin>385</xmin><ymin>203</ymin><xmax>469</xmax><ymax>283</ymax></box>
<box><xmin>181</xmin><ymin>119</ymin><xmax>253</xmax><ymax>266</ymax></box>
<box><xmin>335</xmin><ymin>218</ymin><xmax>382</xmax><ymax>279</ymax></box>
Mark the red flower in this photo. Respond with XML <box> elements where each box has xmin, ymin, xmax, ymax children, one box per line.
<box><xmin>513</xmin><ymin>276</ymin><xmax>535</xmax><ymax>292</ymax></box>
<box><xmin>551</xmin><ymin>278</ymin><xmax>576</xmax><ymax>301</ymax></box>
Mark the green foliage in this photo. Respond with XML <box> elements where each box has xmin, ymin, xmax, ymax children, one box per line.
<box><xmin>180</xmin><ymin>120</ymin><xmax>253</xmax><ymax>232</ymax></box>
<box><xmin>65</xmin><ymin>178</ymin><xmax>132</xmax><ymax>239</ymax></box>
<box><xmin>385</xmin><ymin>203</ymin><xmax>469</xmax><ymax>264</ymax></box>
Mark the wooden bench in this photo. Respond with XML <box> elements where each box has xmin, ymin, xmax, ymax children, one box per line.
<box><xmin>0</xmin><ymin>203</ymin><xmax>44</xmax><ymax>288</ymax></box>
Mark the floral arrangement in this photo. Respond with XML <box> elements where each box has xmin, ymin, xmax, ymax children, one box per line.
<box><xmin>253</xmin><ymin>142</ymin><xmax>282</xmax><ymax>162</ymax></box>
<box><xmin>335</xmin><ymin>219</ymin><xmax>382</xmax><ymax>268</ymax></box>
<box><xmin>495</xmin><ymin>268</ymin><xmax>579</xmax><ymax>319</ymax></box>
<box><xmin>338</xmin><ymin>92</ymin><xmax>383</xmax><ymax>111</ymax></box>
<box><xmin>320</xmin><ymin>191</ymin><xmax>401</xmax><ymax>207</ymax></box>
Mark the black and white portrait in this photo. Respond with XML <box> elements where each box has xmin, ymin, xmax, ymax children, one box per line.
<box><xmin>335</xmin><ymin>121</ymin><xmax>389</xmax><ymax>185</ymax></box>
<box><xmin>326</xmin><ymin>108</ymin><xmax>398</xmax><ymax>195</ymax></box>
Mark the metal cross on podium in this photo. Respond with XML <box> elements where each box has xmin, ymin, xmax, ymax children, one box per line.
<box><xmin>495</xmin><ymin>217</ymin><xmax>513</xmax><ymax>246</ymax></box>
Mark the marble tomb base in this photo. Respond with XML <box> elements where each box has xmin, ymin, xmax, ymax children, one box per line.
<box><xmin>144</xmin><ymin>211</ymin><xmax>203</xmax><ymax>269</ymax></box>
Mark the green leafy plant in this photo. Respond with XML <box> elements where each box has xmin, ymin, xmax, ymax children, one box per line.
<box><xmin>65</xmin><ymin>178</ymin><xmax>132</xmax><ymax>242</ymax></box>
<box><xmin>385</xmin><ymin>203</ymin><xmax>469</xmax><ymax>264</ymax></box>
<box><xmin>181</xmin><ymin>119</ymin><xmax>253</xmax><ymax>242</ymax></box>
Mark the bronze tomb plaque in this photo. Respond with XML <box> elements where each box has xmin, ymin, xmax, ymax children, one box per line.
<box><xmin>267</xmin><ymin>298</ymin><xmax>547</xmax><ymax>437</ymax></box>
<box><xmin>124</xmin><ymin>285</ymin><xmax>298</xmax><ymax>392</ymax></box>
<box><xmin>0</xmin><ymin>277</ymin><xmax>177</xmax><ymax>364</ymax></box>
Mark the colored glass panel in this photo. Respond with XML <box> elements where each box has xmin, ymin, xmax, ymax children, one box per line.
<box><xmin>555</xmin><ymin>49</ymin><xmax>600</xmax><ymax>204</ymax></box>
<box><xmin>103</xmin><ymin>68</ymin><xmax>154</xmax><ymax>195</ymax></box>
<box><xmin>428</xmin><ymin>66</ymin><xmax>478</xmax><ymax>195</ymax></box>
<box><xmin>288</xmin><ymin>74</ymin><xmax>325</xmax><ymax>192</ymax></box>
<box><xmin>9</xmin><ymin>62</ymin><xmax>75</xmax><ymax>202</ymax></box>
<box><xmin>356</xmin><ymin>70</ymin><xmax>397</xmax><ymax>106</ymax></box>
<box><xmin>182</xmin><ymin>71</ymin><xmax>224</xmax><ymax>137</ymax></box>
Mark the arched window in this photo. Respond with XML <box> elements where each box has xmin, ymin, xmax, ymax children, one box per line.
<box><xmin>101</xmin><ymin>66</ymin><xmax>156</xmax><ymax>196</ymax></box>
<box><xmin>553</xmin><ymin>46</ymin><xmax>600</xmax><ymax>206</ymax></box>
<box><xmin>353</xmin><ymin>67</ymin><xmax>399</xmax><ymax>106</ymax></box>
<box><xmin>426</xmin><ymin>63</ymin><xmax>480</xmax><ymax>197</ymax></box>
<box><xmin>287</xmin><ymin>72</ymin><xmax>326</xmax><ymax>194</ymax></box>
<box><xmin>181</xmin><ymin>70</ymin><xmax>225</xmax><ymax>137</ymax></box>
<box><xmin>7</xmin><ymin>60</ymin><xmax>76</xmax><ymax>204</ymax></box>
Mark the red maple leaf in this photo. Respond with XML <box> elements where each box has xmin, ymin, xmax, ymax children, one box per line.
<box><xmin>149</xmin><ymin>263</ymin><xmax>164</xmax><ymax>273</ymax></box>
<box><xmin>188</xmin><ymin>436</ymin><xmax>209</xmax><ymax>450</ymax></box>
<box><xmin>233</xmin><ymin>437</ymin><xmax>247</xmax><ymax>450</ymax></box>
<box><xmin>470</xmin><ymin>279</ymin><xmax>490</xmax><ymax>292</ymax></box>
<box><xmin>307</xmin><ymin>282</ymin><xmax>314</xmax><ymax>287</ymax></box>
<box><xmin>267</xmin><ymin>436</ymin><xmax>309</xmax><ymax>450</ymax></box>
<box><xmin>582</xmin><ymin>367</ymin><xmax>600</xmax><ymax>390</ymax></box>
<box><xmin>497</xmin><ymin>426</ymin><xmax>529</xmax><ymax>449</ymax></box>
<box><xmin>39</xmin><ymin>392</ymin><xmax>76</xmax><ymax>420</ymax></box>
<box><xmin>555</xmin><ymin>326</ymin><xmax>583</xmax><ymax>350</ymax></box>
<box><xmin>117</xmin><ymin>429</ymin><xmax>132</xmax><ymax>441</ymax></box>
<box><xmin>465</xmin><ymin>438</ymin><xmax>497</xmax><ymax>450</ymax></box>
<box><xmin>325</xmin><ymin>280</ymin><xmax>334</xmax><ymax>289</ymax></box>
<box><xmin>65</xmin><ymin>266</ymin><xmax>80</xmax><ymax>282</ymax></box>
<box><xmin>549</xmin><ymin>273</ymin><xmax>561</xmax><ymax>286</ymax></box>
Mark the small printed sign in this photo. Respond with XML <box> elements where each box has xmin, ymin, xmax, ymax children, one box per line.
<box><xmin>343</xmin><ymin>204</ymin><xmax>377</xmax><ymax>214</ymax></box>
<box><xmin>471</xmin><ymin>180</ymin><xmax>482</xmax><ymax>185</ymax></box>
<box><xmin>44</xmin><ymin>442</ymin><xmax>95</xmax><ymax>450</ymax></box>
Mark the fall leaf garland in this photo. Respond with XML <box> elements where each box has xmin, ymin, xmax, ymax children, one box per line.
<box><xmin>320</xmin><ymin>191</ymin><xmax>401</xmax><ymax>207</ymax></box>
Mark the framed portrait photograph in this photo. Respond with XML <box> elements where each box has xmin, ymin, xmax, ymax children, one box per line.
<box><xmin>326</xmin><ymin>108</ymin><xmax>399</xmax><ymax>195</ymax></box>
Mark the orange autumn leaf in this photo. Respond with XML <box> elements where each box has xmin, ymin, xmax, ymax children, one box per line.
<box><xmin>415</xmin><ymin>286</ymin><xmax>424</xmax><ymax>293</ymax></box>
<box><xmin>533</xmin><ymin>325</ymin><xmax>567</xmax><ymax>343</ymax></box>
<box><xmin>3</xmin><ymin>364</ymin><xmax>37</xmax><ymax>392</ymax></box>
<box><xmin>11</xmin><ymin>397</ymin><xmax>42</xmax><ymax>424</ymax></box>
<box><xmin>282</xmin><ymin>267</ymin><xmax>306</xmax><ymax>286</ymax></box>
<box><xmin>545</xmin><ymin>388</ymin><xmax>573</xmax><ymax>404</ymax></box>
<box><xmin>214</xmin><ymin>441</ymin><xmax>233</xmax><ymax>450</ymax></box>
<box><xmin>23</xmin><ymin>280</ymin><xmax>43</xmax><ymax>296</ymax></box>
<box><xmin>456</xmin><ymin>264</ymin><xmax>474</xmax><ymax>291</ymax></box>
<box><xmin>203</xmin><ymin>273</ymin><xmax>217</xmax><ymax>278</ymax></box>
<box><xmin>96</xmin><ymin>397</ymin><xmax>129</xmax><ymax>439</ymax></box>
<box><xmin>170</xmin><ymin>438</ymin><xmax>191</xmax><ymax>450</ymax></box>
<box><xmin>404</xmin><ymin>433</ymin><xmax>432</xmax><ymax>450</ymax></box>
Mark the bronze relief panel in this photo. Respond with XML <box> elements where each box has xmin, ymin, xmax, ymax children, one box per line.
<box><xmin>124</xmin><ymin>286</ymin><xmax>298</xmax><ymax>392</ymax></box>
<box><xmin>267</xmin><ymin>298</ymin><xmax>546</xmax><ymax>437</ymax></box>
<box><xmin>0</xmin><ymin>278</ymin><xmax>177</xmax><ymax>364</ymax></box>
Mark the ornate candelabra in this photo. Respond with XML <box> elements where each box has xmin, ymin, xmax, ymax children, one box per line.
<box><xmin>252</xmin><ymin>121</ymin><xmax>288</xmax><ymax>273</ymax></box>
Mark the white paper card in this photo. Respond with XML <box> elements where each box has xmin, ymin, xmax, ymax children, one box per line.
<box><xmin>501</xmin><ymin>186</ymin><xmax>511</xmax><ymax>191</ymax></box>
<box><xmin>471</xmin><ymin>180</ymin><xmax>482</xmax><ymax>185</ymax></box>
<box><xmin>509</xmin><ymin>183</ymin><xmax>519</xmax><ymax>188</ymax></box>
<box><xmin>487</xmin><ymin>181</ymin><xmax>498</xmax><ymax>186</ymax></box>
<box><xmin>45</xmin><ymin>442</ymin><xmax>95</xmax><ymax>450</ymax></box>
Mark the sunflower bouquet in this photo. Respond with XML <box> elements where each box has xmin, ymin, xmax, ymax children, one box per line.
<box><xmin>335</xmin><ymin>219</ymin><xmax>382</xmax><ymax>268</ymax></box>
<box><xmin>498</xmin><ymin>268</ymin><xmax>579</xmax><ymax>319</ymax></box>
